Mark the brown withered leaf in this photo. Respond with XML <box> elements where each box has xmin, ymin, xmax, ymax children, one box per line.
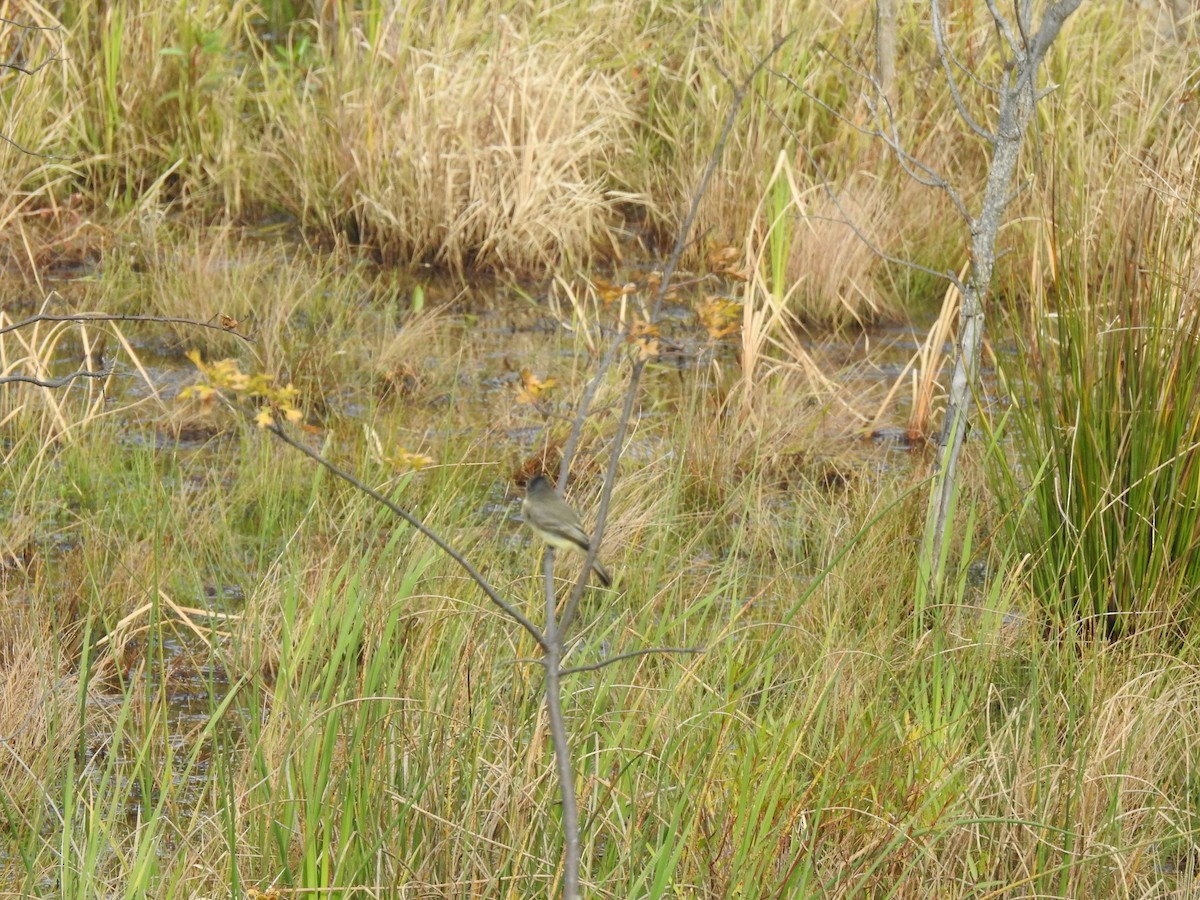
<box><xmin>705</xmin><ymin>245</ymin><xmax>741</xmax><ymax>273</ymax></box>
<box><xmin>627</xmin><ymin>315</ymin><xmax>661</xmax><ymax>361</ymax></box>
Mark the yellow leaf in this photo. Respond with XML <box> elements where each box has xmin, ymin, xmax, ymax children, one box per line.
<box><xmin>697</xmin><ymin>296</ymin><xmax>742</xmax><ymax>340</ymax></box>
<box><xmin>593</xmin><ymin>278</ymin><xmax>637</xmax><ymax>305</ymax></box>
<box><xmin>385</xmin><ymin>447</ymin><xmax>435</xmax><ymax>472</ymax></box>
<box><xmin>517</xmin><ymin>368</ymin><xmax>556</xmax><ymax>404</ymax></box>
<box><xmin>254</xmin><ymin>408</ymin><xmax>275</xmax><ymax>428</ymax></box>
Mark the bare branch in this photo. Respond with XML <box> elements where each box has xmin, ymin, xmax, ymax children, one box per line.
<box><xmin>0</xmin><ymin>313</ymin><xmax>255</xmax><ymax>343</ymax></box>
<box><xmin>0</xmin><ymin>17</ymin><xmax>61</xmax><ymax>31</ymax></box>
<box><xmin>0</xmin><ymin>17</ymin><xmax>70</xmax><ymax>160</ymax></box>
<box><xmin>925</xmin><ymin>0</ymin><xmax>1083</xmax><ymax>600</ymax></box>
<box><xmin>265</xmin><ymin>422</ymin><xmax>549</xmax><ymax>652</ymax></box>
<box><xmin>560</xmin><ymin>366</ymin><xmax>641</xmax><ymax>635</ymax></box>
<box><xmin>1036</xmin><ymin>82</ymin><xmax>1061</xmax><ymax>102</ymax></box>
<box><xmin>649</xmin><ymin>30</ymin><xmax>797</xmax><ymax>320</ymax></box>
<box><xmin>985</xmin><ymin>0</ymin><xmax>1020</xmax><ymax>54</ymax></box>
<box><xmin>554</xmin><ymin>334</ymin><xmax>623</xmax><ymax>493</ymax></box>
<box><xmin>774</xmin><ymin>47</ymin><xmax>973</xmax><ymax>224</ymax></box>
<box><xmin>795</xmin><ymin>158</ymin><xmax>959</xmax><ymax>295</ymax></box>
<box><xmin>538</xmin><ymin>543</ymin><xmax>581</xmax><ymax>896</ymax></box>
<box><xmin>875</xmin><ymin>0</ymin><xmax>898</xmax><ymax>108</ymax></box>
<box><xmin>800</xmin><ymin>170</ymin><xmax>966</xmax><ymax>293</ymax></box>
<box><xmin>0</xmin><ymin>131</ymin><xmax>70</xmax><ymax>161</ymax></box>
<box><xmin>1015</xmin><ymin>0</ymin><xmax>1034</xmax><ymax>53</ymax></box>
<box><xmin>559</xmin><ymin>646</ymin><xmax>706</xmax><ymax>677</ymax></box>
<box><xmin>542</xmin><ymin>37</ymin><xmax>798</xmax><ymax>898</ymax></box>
<box><xmin>1031</xmin><ymin>1</ymin><xmax>1085</xmax><ymax>59</ymax></box>
<box><xmin>0</xmin><ymin>364</ymin><xmax>114</xmax><ymax>389</ymax></box>
<box><xmin>931</xmin><ymin>0</ymin><xmax>996</xmax><ymax>141</ymax></box>
<box><xmin>0</xmin><ymin>53</ymin><xmax>59</xmax><ymax>76</ymax></box>
<box><xmin>560</xmin><ymin>31</ymin><xmax>799</xmax><ymax>634</ymax></box>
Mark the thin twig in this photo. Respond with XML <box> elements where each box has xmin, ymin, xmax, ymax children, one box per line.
<box><xmin>796</xmin><ymin>205</ymin><xmax>965</xmax><ymax>290</ymax></box>
<box><xmin>561</xmin><ymin>31</ymin><xmax>799</xmax><ymax>635</ymax></box>
<box><xmin>559</xmin><ymin>646</ymin><xmax>706</xmax><ymax>677</ymax></box>
<box><xmin>561</xmin><ymin>364</ymin><xmax>640</xmax><ymax>634</ymax></box>
<box><xmin>0</xmin><ymin>18</ymin><xmax>64</xmax><ymax>77</ymax></box>
<box><xmin>0</xmin><ymin>55</ymin><xmax>59</xmax><ymax>76</ymax></box>
<box><xmin>649</xmin><ymin>30</ymin><xmax>797</xmax><ymax>322</ymax></box>
<box><xmin>0</xmin><ymin>131</ymin><xmax>70</xmax><ymax>160</ymax></box>
<box><xmin>0</xmin><ymin>313</ymin><xmax>255</xmax><ymax>343</ymax></box>
<box><xmin>265</xmin><ymin>423</ymin><xmax>548</xmax><ymax>651</ymax></box>
<box><xmin>0</xmin><ymin>17</ymin><xmax>69</xmax><ymax>159</ymax></box>
<box><xmin>775</xmin><ymin>45</ymin><xmax>973</xmax><ymax>224</ymax></box>
<box><xmin>0</xmin><ymin>17</ymin><xmax>61</xmax><ymax>31</ymax></box>
<box><xmin>555</xmin><ymin>335</ymin><xmax>624</xmax><ymax>493</ymax></box>
<box><xmin>985</xmin><ymin>0</ymin><xmax>1020</xmax><ymax>53</ymax></box>
<box><xmin>541</xmin><ymin>36</ymin><xmax>798</xmax><ymax>899</ymax></box>
<box><xmin>0</xmin><ymin>365</ymin><xmax>114</xmax><ymax>388</ymax></box>
<box><xmin>931</xmin><ymin>0</ymin><xmax>996</xmax><ymax>141</ymax></box>
<box><xmin>540</xmin><ymin>549</ymin><xmax>580</xmax><ymax>899</ymax></box>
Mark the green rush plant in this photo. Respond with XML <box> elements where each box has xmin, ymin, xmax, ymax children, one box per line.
<box><xmin>996</xmin><ymin>238</ymin><xmax>1200</xmax><ymax>641</ymax></box>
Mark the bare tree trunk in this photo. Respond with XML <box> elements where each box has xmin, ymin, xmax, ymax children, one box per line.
<box><xmin>926</xmin><ymin>0</ymin><xmax>1084</xmax><ymax>598</ymax></box>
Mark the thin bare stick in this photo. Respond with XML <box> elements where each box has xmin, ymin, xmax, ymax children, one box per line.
<box><xmin>561</xmin><ymin>32</ymin><xmax>799</xmax><ymax>636</ymax></box>
<box><xmin>0</xmin><ymin>364</ymin><xmax>114</xmax><ymax>388</ymax></box>
<box><xmin>748</xmin><ymin>103</ymin><xmax>968</xmax><ymax>292</ymax></box>
<box><xmin>540</xmin><ymin>551</ymin><xmax>581</xmax><ymax>899</ymax></box>
<box><xmin>540</xmin><ymin>36</ymin><xmax>798</xmax><ymax>899</ymax></box>
<box><xmin>0</xmin><ymin>17</ymin><xmax>68</xmax><ymax>158</ymax></box>
<box><xmin>554</xmin><ymin>334</ymin><xmax>623</xmax><ymax>493</ymax></box>
<box><xmin>0</xmin><ymin>56</ymin><xmax>59</xmax><ymax>75</ymax></box>
<box><xmin>0</xmin><ymin>313</ymin><xmax>255</xmax><ymax>343</ymax></box>
<box><xmin>985</xmin><ymin>0</ymin><xmax>1020</xmax><ymax>52</ymax></box>
<box><xmin>265</xmin><ymin>422</ymin><xmax>548</xmax><ymax>651</ymax></box>
<box><xmin>559</xmin><ymin>646</ymin><xmax>706</xmax><ymax>677</ymax></box>
<box><xmin>772</xmin><ymin>47</ymin><xmax>973</xmax><ymax>224</ymax></box>
<box><xmin>649</xmin><ymin>30</ymin><xmax>797</xmax><ymax>321</ymax></box>
<box><xmin>931</xmin><ymin>0</ymin><xmax>996</xmax><ymax>141</ymax></box>
<box><xmin>560</xmin><ymin>367</ymin><xmax>639</xmax><ymax>635</ymax></box>
<box><xmin>0</xmin><ymin>131</ymin><xmax>70</xmax><ymax>160</ymax></box>
<box><xmin>0</xmin><ymin>17</ymin><xmax>60</xmax><ymax>30</ymax></box>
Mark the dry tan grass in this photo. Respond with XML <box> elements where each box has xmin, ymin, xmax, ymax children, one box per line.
<box><xmin>0</xmin><ymin>7</ymin><xmax>79</xmax><ymax>244</ymax></box>
<box><xmin>960</xmin><ymin>659</ymin><xmax>1200</xmax><ymax>896</ymax></box>
<box><xmin>785</xmin><ymin>178</ymin><xmax>894</xmax><ymax>326</ymax></box>
<box><xmin>258</xmin><ymin>16</ymin><xmax>643</xmax><ymax>274</ymax></box>
<box><xmin>127</xmin><ymin>226</ymin><xmax>328</xmax><ymax>367</ymax></box>
<box><xmin>0</xmin><ymin>625</ymin><xmax>81</xmax><ymax>812</ymax></box>
<box><xmin>14</xmin><ymin>0</ymin><xmax>1196</xmax><ymax>310</ymax></box>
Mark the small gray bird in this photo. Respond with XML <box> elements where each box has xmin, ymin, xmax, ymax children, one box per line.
<box><xmin>522</xmin><ymin>475</ymin><xmax>612</xmax><ymax>587</ymax></box>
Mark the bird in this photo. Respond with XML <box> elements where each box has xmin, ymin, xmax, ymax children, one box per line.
<box><xmin>522</xmin><ymin>475</ymin><xmax>612</xmax><ymax>587</ymax></box>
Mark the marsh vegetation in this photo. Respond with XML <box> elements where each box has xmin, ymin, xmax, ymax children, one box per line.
<box><xmin>3</xmin><ymin>2</ymin><xmax>1200</xmax><ymax>897</ymax></box>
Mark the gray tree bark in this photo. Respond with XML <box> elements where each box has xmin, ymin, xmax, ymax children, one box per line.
<box><xmin>926</xmin><ymin>0</ymin><xmax>1084</xmax><ymax>596</ymax></box>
